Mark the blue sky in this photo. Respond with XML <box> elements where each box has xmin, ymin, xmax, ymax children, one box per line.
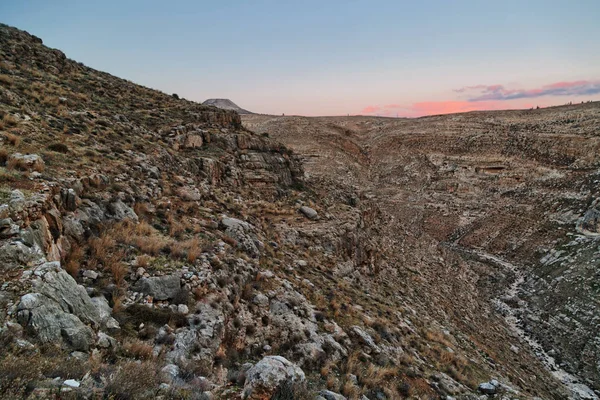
<box><xmin>2</xmin><ymin>0</ymin><xmax>599</xmax><ymax>116</ymax></box>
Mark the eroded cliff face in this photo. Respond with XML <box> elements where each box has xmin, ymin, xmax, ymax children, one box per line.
<box><xmin>0</xmin><ymin>22</ymin><xmax>597</xmax><ymax>400</ymax></box>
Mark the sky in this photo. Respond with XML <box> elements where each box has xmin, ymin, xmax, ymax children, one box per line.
<box><xmin>2</xmin><ymin>0</ymin><xmax>599</xmax><ymax>117</ymax></box>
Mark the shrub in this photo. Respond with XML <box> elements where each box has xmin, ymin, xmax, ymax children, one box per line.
<box><xmin>122</xmin><ymin>339</ymin><xmax>154</xmax><ymax>360</ymax></box>
<box><xmin>0</xmin><ymin>74</ymin><xmax>13</xmax><ymax>86</ymax></box>
<box><xmin>120</xmin><ymin>304</ymin><xmax>187</xmax><ymax>328</ymax></box>
<box><xmin>0</xmin><ymin>148</ymin><xmax>7</xmax><ymax>165</ymax></box>
<box><xmin>104</xmin><ymin>361</ymin><xmax>160</xmax><ymax>400</ymax></box>
<box><xmin>2</xmin><ymin>115</ymin><xmax>19</xmax><ymax>128</ymax></box>
<box><xmin>47</xmin><ymin>142</ymin><xmax>69</xmax><ymax>153</ymax></box>
<box><xmin>271</xmin><ymin>380</ymin><xmax>314</xmax><ymax>400</ymax></box>
<box><xmin>5</xmin><ymin>133</ymin><xmax>20</xmax><ymax>145</ymax></box>
<box><xmin>65</xmin><ymin>243</ymin><xmax>84</xmax><ymax>278</ymax></box>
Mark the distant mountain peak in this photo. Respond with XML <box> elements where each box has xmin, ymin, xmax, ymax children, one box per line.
<box><xmin>203</xmin><ymin>98</ymin><xmax>252</xmax><ymax>114</ymax></box>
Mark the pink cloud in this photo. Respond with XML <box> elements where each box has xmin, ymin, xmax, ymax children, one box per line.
<box><xmin>406</xmin><ymin>100</ymin><xmax>508</xmax><ymax>117</ymax></box>
<box><xmin>362</xmin><ymin>105</ymin><xmax>381</xmax><ymax>114</ymax></box>
<box><xmin>456</xmin><ymin>80</ymin><xmax>600</xmax><ymax>101</ymax></box>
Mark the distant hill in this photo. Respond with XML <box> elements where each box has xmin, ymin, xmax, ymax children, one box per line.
<box><xmin>202</xmin><ymin>98</ymin><xmax>253</xmax><ymax>114</ymax></box>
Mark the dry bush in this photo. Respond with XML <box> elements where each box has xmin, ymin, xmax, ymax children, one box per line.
<box><xmin>5</xmin><ymin>157</ymin><xmax>19</xmax><ymax>171</ymax></box>
<box><xmin>167</xmin><ymin>213</ymin><xmax>185</xmax><ymax>237</ymax></box>
<box><xmin>326</xmin><ymin>375</ymin><xmax>338</xmax><ymax>390</ymax></box>
<box><xmin>170</xmin><ymin>237</ymin><xmax>203</xmax><ymax>263</ymax></box>
<box><xmin>32</xmin><ymin>160</ymin><xmax>44</xmax><ymax>172</ymax></box>
<box><xmin>42</xmin><ymin>95</ymin><xmax>59</xmax><ymax>106</ymax></box>
<box><xmin>0</xmin><ymin>74</ymin><xmax>13</xmax><ymax>86</ymax></box>
<box><xmin>0</xmin><ymin>148</ymin><xmax>7</xmax><ymax>165</ymax></box>
<box><xmin>105</xmin><ymin>361</ymin><xmax>159</xmax><ymax>400</ymax></box>
<box><xmin>341</xmin><ymin>379</ymin><xmax>362</xmax><ymax>398</ymax></box>
<box><xmin>134</xmin><ymin>202</ymin><xmax>152</xmax><ymax>221</ymax></box>
<box><xmin>47</xmin><ymin>142</ymin><xmax>69</xmax><ymax>153</ymax></box>
<box><xmin>0</xmin><ymin>347</ymin><xmax>87</xmax><ymax>397</ymax></box>
<box><xmin>136</xmin><ymin>254</ymin><xmax>153</xmax><ymax>268</ymax></box>
<box><xmin>361</xmin><ymin>364</ymin><xmax>398</xmax><ymax>388</ymax></box>
<box><xmin>271</xmin><ymin>380</ymin><xmax>315</xmax><ymax>400</ymax></box>
<box><xmin>2</xmin><ymin>114</ymin><xmax>19</xmax><ymax>128</ymax></box>
<box><xmin>109</xmin><ymin>257</ymin><xmax>128</xmax><ymax>286</ymax></box>
<box><xmin>65</xmin><ymin>243</ymin><xmax>85</xmax><ymax>277</ymax></box>
<box><xmin>5</xmin><ymin>133</ymin><xmax>20</xmax><ymax>146</ymax></box>
<box><xmin>120</xmin><ymin>304</ymin><xmax>187</xmax><ymax>328</ymax></box>
<box><xmin>222</xmin><ymin>234</ymin><xmax>237</xmax><ymax>247</ymax></box>
<box><xmin>133</xmin><ymin>235</ymin><xmax>167</xmax><ymax>255</ymax></box>
<box><xmin>89</xmin><ymin>233</ymin><xmax>117</xmax><ymax>264</ymax></box>
<box><xmin>122</xmin><ymin>339</ymin><xmax>154</xmax><ymax>360</ymax></box>
<box><xmin>424</xmin><ymin>329</ymin><xmax>453</xmax><ymax>348</ymax></box>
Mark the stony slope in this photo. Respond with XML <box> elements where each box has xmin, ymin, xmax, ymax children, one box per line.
<box><xmin>244</xmin><ymin>107</ymin><xmax>600</xmax><ymax>399</ymax></box>
<box><xmin>0</xmin><ymin>22</ymin><xmax>592</xmax><ymax>400</ymax></box>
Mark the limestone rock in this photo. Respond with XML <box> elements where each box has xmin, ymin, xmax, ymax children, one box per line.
<box><xmin>299</xmin><ymin>206</ymin><xmax>318</xmax><ymax>220</ymax></box>
<box><xmin>133</xmin><ymin>274</ymin><xmax>181</xmax><ymax>301</ymax></box>
<box><xmin>7</xmin><ymin>153</ymin><xmax>45</xmax><ymax>171</ymax></box>
<box><xmin>319</xmin><ymin>390</ymin><xmax>347</xmax><ymax>400</ymax></box>
<box><xmin>242</xmin><ymin>356</ymin><xmax>305</xmax><ymax>399</ymax></box>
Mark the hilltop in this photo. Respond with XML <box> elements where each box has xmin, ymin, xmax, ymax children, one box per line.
<box><xmin>1</xmin><ymin>22</ymin><xmax>599</xmax><ymax>400</ymax></box>
<box><xmin>203</xmin><ymin>98</ymin><xmax>253</xmax><ymax>114</ymax></box>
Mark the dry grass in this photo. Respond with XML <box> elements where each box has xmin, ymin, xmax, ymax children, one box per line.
<box><xmin>0</xmin><ymin>149</ymin><xmax>7</xmax><ymax>165</ymax></box>
<box><xmin>65</xmin><ymin>243</ymin><xmax>84</xmax><ymax>277</ymax></box>
<box><xmin>105</xmin><ymin>361</ymin><xmax>159</xmax><ymax>400</ymax></box>
<box><xmin>5</xmin><ymin>133</ymin><xmax>20</xmax><ymax>146</ymax></box>
<box><xmin>122</xmin><ymin>339</ymin><xmax>154</xmax><ymax>360</ymax></box>
<box><xmin>0</xmin><ymin>74</ymin><xmax>13</xmax><ymax>86</ymax></box>
<box><xmin>2</xmin><ymin>114</ymin><xmax>19</xmax><ymax>128</ymax></box>
<box><xmin>136</xmin><ymin>254</ymin><xmax>153</xmax><ymax>268</ymax></box>
<box><xmin>341</xmin><ymin>380</ymin><xmax>361</xmax><ymax>398</ymax></box>
<box><xmin>170</xmin><ymin>237</ymin><xmax>204</xmax><ymax>263</ymax></box>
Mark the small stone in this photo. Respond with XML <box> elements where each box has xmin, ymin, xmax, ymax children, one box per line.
<box><xmin>319</xmin><ymin>390</ymin><xmax>347</xmax><ymax>400</ymax></box>
<box><xmin>478</xmin><ymin>382</ymin><xmax>496</xmax><ymax>395</ymax></box>
<box><xmin>299</xmin><ymin>206</ymin><xmax>318</xmax><ymax>220</ymax></box>
<box><xmin>82</xmin><ymin>270</ymin><xmax>99</xmax><ymax>280</ymax></box>
<box><xmin>253</xmin><ymin>294</ymin><xmax>269</xmax><ymax>307</ymax></box>
<box><xmin>161</xmin><ymin>364</ymin><xmax>180</xmax><ymax>381</ymax></box>
<box><xmin>63</xmin><ymin>379</ymin><xmax>80</xmax><ymax>388</ymax></box>
<box><xmin>177</xmin><ymin>304</ymin><xmax>189</xmax><ymax>314</ymax></box>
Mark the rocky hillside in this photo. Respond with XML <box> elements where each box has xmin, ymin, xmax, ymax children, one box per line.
<box><xmin>203</xmin><ymin>99</ymin><xmax>253</xmax><ymax>115</ymax></box>
<box><xmin>0</xmin><ymin>22</ymin><xmax>596</xmax><ymax>400</ymax></box>
<box><xmin>244</xmin><ymin>107</ymin><xmax>600</xmax><ymax>399</ymax></box>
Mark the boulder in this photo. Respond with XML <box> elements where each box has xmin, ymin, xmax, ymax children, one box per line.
<box><xmin>182</xmin><ymin>134</ymin><xmax>203</xmax><ymax>149</ymax></box>
<box><xmin>478</xmin><ymin>382</ymin><xmax>496</xmax><ymax>395</ymax></box>
<box><xmin>319</xmin><ymin>390</ymin><xmax>347</xmax><ymax>400</ymax></box>
<box><xmin>220</xmin><ymin>216</ymin><xmax>262</xmax><ymax>258</ymax></box>
<box><xmin>17</xmin><ymin>293</ymin><xmax>94</xmax><ymax>351</ymax></box>
<box><xmin>299</xmin><ymin>206</ymin><xmax>318</xmax><ymax>220</ymax></box>
<box><xmin>7</xmin><ymin>153</ymin><xmax>45</xmax><ymax>171</ymax></box>
<box><xmin>16</xmin><ymin>264</ymin><xmax>105</xmax><ymax>351</ymax></box>
<box><xmin>33</xmin><ymin>266</ymin><xmax>101</xmax><ymax>326</ymax></box>
<box><xmin>107</xmin><ymin>200</ymin><xmax>138</xmax><ymax>222</ymax></box>
<box><xmin>133</xmin><ymin>274</ymin><xmax>181</xmax><ymax>300</ymax></box>
<box><xmin>0</xmin><ymin>218</ymin><xmax>19</xmax><ymax>238</ymax></box>
<box><xmin>0</xmin><ymin>240</ymin><xmax>44</xmax><ymax>271</ymax></box>
<box><xmin>242</xmin><ymin>356</ymin><xmax>305</xmax><ymax>399</ymax></box>
<box><xmin>350</xmin><ymin>326</ymin><xmax>381</xmax><ymax>353</ymax></box>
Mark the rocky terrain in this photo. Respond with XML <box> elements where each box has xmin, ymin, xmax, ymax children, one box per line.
<box><xmin>203</xmin><ymin>99</ymin><xmax>253</xmax><ymax>115</ymax></box>
<box><xmin>0</xmin><ymin>22</ymin><xmax>599</xmax><ymax>400</ymax></box>
<box><xmin>244</xmin><ymin>106</ymin><xmax>600</xmax><ymax>399</ymax></box>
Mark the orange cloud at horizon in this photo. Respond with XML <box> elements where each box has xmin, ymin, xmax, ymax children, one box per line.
<box><xmin>361</xmin><ymin>100</ymin><xmax>519</xmax><ymax>117</ymax></box>
<box><xmin>407</xmin><ymin>100</ymin><xmax>511</xmax><ymax>116</ymax></box>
